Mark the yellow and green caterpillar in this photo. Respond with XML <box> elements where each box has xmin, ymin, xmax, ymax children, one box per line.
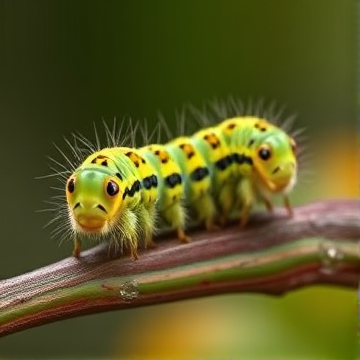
<box><xmin>53</xmin><ymin>100</ymin><xmax>299</xmax><ymax>259</ymax></box>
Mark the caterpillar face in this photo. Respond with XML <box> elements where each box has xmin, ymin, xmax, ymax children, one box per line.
<box><xmin>66</xmin><ymin>167</ymin><xmax>124</xmax><ymax>234</ymax></box>
<box><xmin>252</xmin><ymin>131</ymin><xmax>297</xmax><ymax>194</ymax></box>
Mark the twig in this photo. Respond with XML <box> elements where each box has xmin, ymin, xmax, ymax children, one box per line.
<box><xmin>0</xmin><ymin>198</ymin><xmax>359</xmax><ymax>337</ymax></box>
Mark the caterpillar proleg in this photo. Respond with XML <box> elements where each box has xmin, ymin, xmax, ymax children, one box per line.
<box><xmin>46</xmin><ymin>98</ymin><xmax>300</xmax><ymax>259</ymax></box>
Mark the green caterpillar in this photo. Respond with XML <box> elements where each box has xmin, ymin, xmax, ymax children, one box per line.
<box><xmin>49</xmin><ymin>99</ymin><xmax>300</xmax><ymax>259</ymax></box>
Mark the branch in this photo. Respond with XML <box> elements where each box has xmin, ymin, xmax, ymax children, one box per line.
<box><xmin>0</xmin><ymin>199</ymin><xmax>359</xmax><ymax>337</ymax></box>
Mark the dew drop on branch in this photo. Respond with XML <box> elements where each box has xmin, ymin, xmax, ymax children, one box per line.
<box><xmin>318</xmin><ymin>240</ymin><xmax>344</xmax><ymax>275</ymax></box>
<box><xmin>119</xmin><ymin>280</ymin><xmax>139</xmax><ymax>302</ymax></box>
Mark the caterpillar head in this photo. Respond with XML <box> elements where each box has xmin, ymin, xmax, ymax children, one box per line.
<box><xmin>252</xmin><ymin>129</ymin><xmax>297</xmax><ymax>194</ymax></box>
<box><xmin>66</xmin><ymin>167</ymin><xmax>123</xmax><ymax>234</ymax></box>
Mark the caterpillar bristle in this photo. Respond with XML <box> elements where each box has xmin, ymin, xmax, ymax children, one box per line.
<box><xmin>186</xmin><ymin>97</ymin><xmax>297</xmax><ymax>130</ymax></box>
<box><xmin>102</xmin><ymin>118</ymin><xmax>117</xmax><ymax>148</ymax></box>
<box><xmin>278</xmin><ymin>114</ymin><xmax>297</xmax><ymax>134</ymax></box>
<box><xmin>51</xmin><ymin>143</ymin><xmax>77</xmax><ymax>172</ymax></box>
<box><xmin>41</xmin><ymin>97</ymin><xmax>303</xmax><ymax>260</ymax></box>
<box><xmin>102</xmin><ymin>117</ymin><xmax>132</xmax><ymax>148</ymax></box>
<box><xmin>174</xmin><ymin>107</ymin><xmax>187</xmax><ymax>136</ymax></box>
<box><xmin>245</xmin><ymin>97</ymin><xmax>256</xmax><ymax>117</ymax></box>
<box><xmin>35</xmin><ymin>170</ymin><xmax>68</xmax><ymax>180</ymax></box>
<box><xmin>185</xmin><ymin>102</ymin><xmax>209</xmax><ymax>129</ymax></box>
<box><xmin>62</xmin><ymin>136</ymin><xmax>82</xmax><ymax>162</ymax></box>
<box><xmin>226</xmin><ymin>95</ymin><xmax>245</xmax><ymax>116</ymax></box>
<box><xmin>49</xmin><ymin>186</ymin><xmax>66</xmax><ymax>192</ymax></box>
<box><xmin>209</xmin><ymin>97</ymin><xmax>230</xmax><ymax>119</ymax></box>
<box><xmin>268</xmin><ymin>103</ymin><xmax>287</xmax><ymax>125</ymax></box>
<box><xmin>72</xmin><ymin>131</ymin><xmax>97</xmax><ymax>155</ymax></box>
<box><xmin>157</xmin><ymin>111</ymin><xmax>173</xmax><ymax>140</ymax></box>
<box><xmin>138</xmin><ymin>120</ymin><xmax>162</xmax><ymax>146</ymax></box>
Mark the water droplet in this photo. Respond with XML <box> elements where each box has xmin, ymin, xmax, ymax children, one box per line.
<box><xmin>319</xmin><ymin>240</ymin><xmax>344</xmax><ymax>274</ymax></box>
<box><xmin>119</xmin><ymin>280</ymin><xmax>139</xmax><ymax>302</ymax></box>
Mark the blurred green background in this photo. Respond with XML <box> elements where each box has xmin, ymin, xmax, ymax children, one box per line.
<box><xmin>0</xmin><ymin>0</ymin><xmax>358</xmax><ymax>359</ymax></box>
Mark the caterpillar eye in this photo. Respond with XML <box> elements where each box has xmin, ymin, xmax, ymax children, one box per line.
<box><xmin>106</xmin><ymin>180</ymin><xmax>119</xmax><ymax>196</ymax></box>
<box><xmin>67</xmin><ymin>178</ymin><xmax>75</xmax><ymax>193</ymax></box>
<box><xmin>258</xmin><ymin>146</ymin><xmax>271</xmax><ymax>161</ymax></box>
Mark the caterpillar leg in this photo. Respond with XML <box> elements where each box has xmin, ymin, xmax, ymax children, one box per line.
<box><xmin>240</xmin><ymin>204</ymin><xmax>252</xmax><ymax>227</ymax></box>
<box><xmin>130</xmin><ymin>248</ymin><xmax>139</xmax><ymax>260</ymax></box>
<box><xmin>217</xmin><ymin>182</ymin><xmax>236</xmax><ymax>226</ymax></box>
<box><xmin>257</xmin><ymin>192</ymin><xmax>274</xmax><ymax>213</ymax></box>
<box><xmin>161</xmin><ymin>203</ymin><xmax>191</xmax><ymax>243</ymax></box>
<box><xmin>177</xmin><ymin>228</ymin><xmax>191</xmax><ymax>243</ymax></box>
<box><xmin>238</xmin><ymin>179</ymin><xmax>254</xmax><ymax>227</ymax></box>
<box><xmin>192</xmin><ymin>192</ymin><xmax>219</xmax><ymax>231</ymax></box>
<box><xmin>283</xmin><ymin>195</ymin><xmax>293</xmax><ymax>217</ymax></box>
<box><xmin>73</xmin><ymin>237</ymin><xmax>82</xmax><ymax>258</ymax></box>
<box><xmin>144</xmin><ymin>205</ymin><xmax>158</xmax><ymax>249</ymax></box>
<box><xmin>145</xmin><ymin>235</ymin><xmax>157</xmax><ymax>249</ymax></box>
<box><xmin>119</xmin><ymin>207</ymin><xmax>142</xmax><ymax>261</ymax></box>
<box><xmin>205</xmin><ymin>218</ymin><xmax>220</xmax><ymax>231</ymax></box>
<box><xmin>131</xmin><ymin>204</ymin><xmax>157</xmax><ymax>255</ymax></box>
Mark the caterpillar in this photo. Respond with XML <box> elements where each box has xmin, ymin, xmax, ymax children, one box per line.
<box><xmin>46</xmin><ymin>98</ymin><xmax>301</xmax><ymax>260</ymax></box>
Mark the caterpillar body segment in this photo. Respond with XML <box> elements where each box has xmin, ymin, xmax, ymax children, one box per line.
<box><xmin>139</xmin><ymin>143</ymin><xmax>190</xmax><ymax>244</ymax></box>
<box><xmin>119</xmin><ymin>146</ymin><xmax>160</xmax><ymax>249</ymax></box>
<box><xmin>164</xmin><ymin>136</ymin><xmax>218</xmax><ymax>232</ymax></box>
<box><xmin>190</xmin><ymin>126</ymin><xmax>236</xmax><ymax>226</ymax></box>
<box><xmin>57</xmin><ymin>100</ymin><xmax>300</xmax><ymax>259</ymax></box>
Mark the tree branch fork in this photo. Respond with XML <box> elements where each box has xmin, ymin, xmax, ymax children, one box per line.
<box><xmin>0</xmin><ymin>198</ymin><xmax>359</xmax><ymax>337</ymax></box>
